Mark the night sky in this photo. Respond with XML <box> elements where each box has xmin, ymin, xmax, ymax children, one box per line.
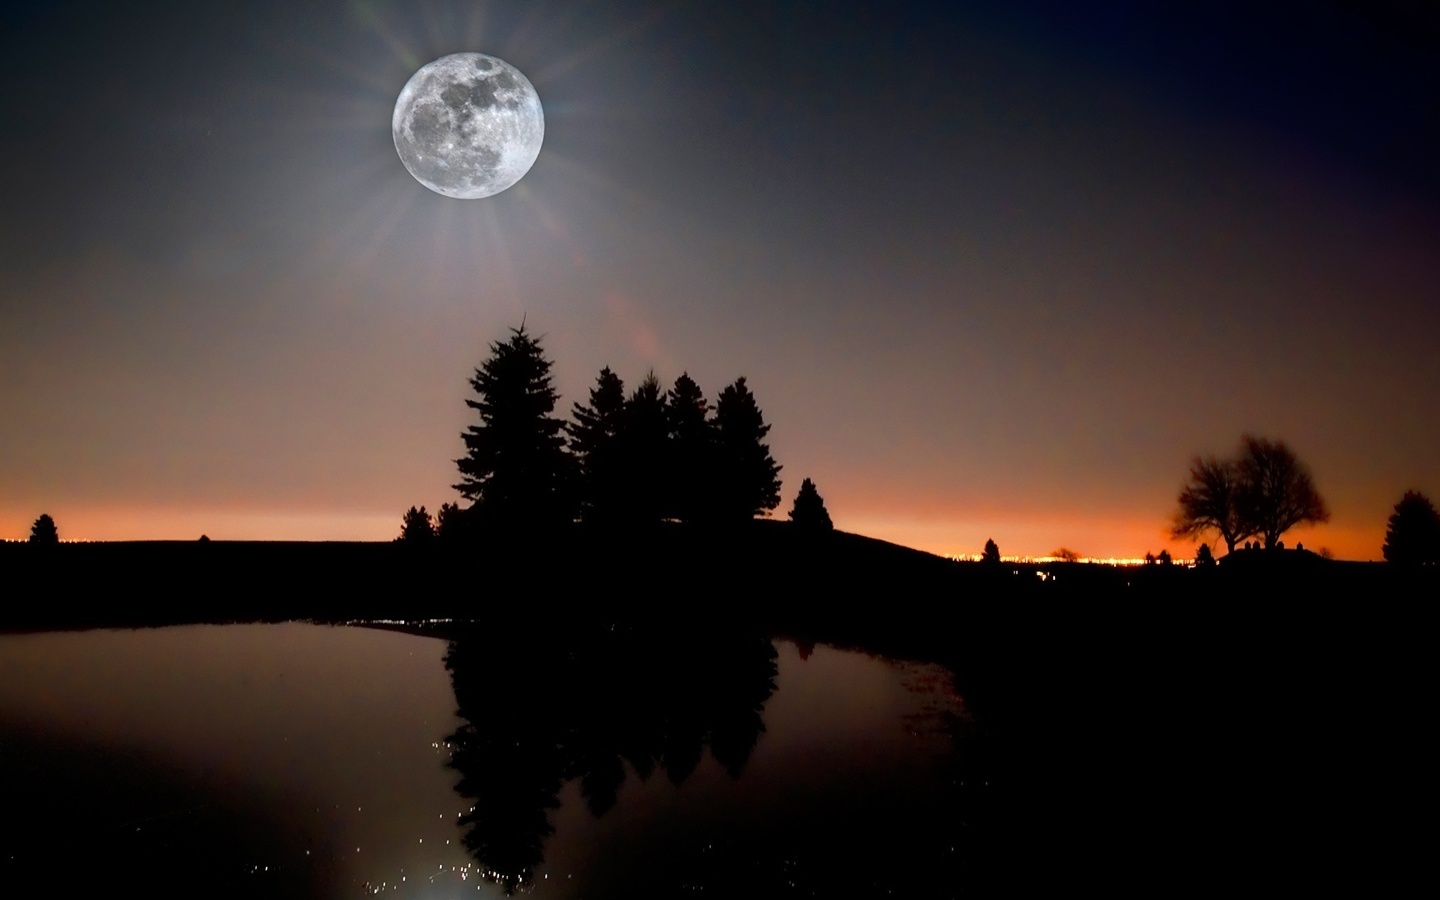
<box><xmin>2</xmin><ymin>0</ymin><xmax>1436</xmax><ymax>560</ymax></box>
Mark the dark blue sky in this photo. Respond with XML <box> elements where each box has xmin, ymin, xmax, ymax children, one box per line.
<box><xmin>2</xmin><ymin>0</ymin><xmax>1436</xmax><ymax>557</ymax></box>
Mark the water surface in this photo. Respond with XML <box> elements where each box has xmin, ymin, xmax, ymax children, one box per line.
<box><xmin>0</xmin><ymin>623</ymin><xmax>979</xmax><ymax>897</ymax></box>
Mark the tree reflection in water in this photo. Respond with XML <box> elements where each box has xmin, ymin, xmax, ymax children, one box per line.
<box><xmin>442</xmin><ymin>623</ymin><xmax>779</xmax><ymax>894</ymax></box>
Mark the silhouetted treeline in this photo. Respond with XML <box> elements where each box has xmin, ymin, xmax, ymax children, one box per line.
<box><xmin>564</xmin><ymin>366</ymin><xmax>782</xmax><ymax>528</ymax></box>
<box><xmin>425</xmin><ymin>326</ymin><xmax>783</xmax><ymax>540</ymax></box>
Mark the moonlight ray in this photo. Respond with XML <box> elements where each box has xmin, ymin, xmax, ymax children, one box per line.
<box><xmin>226</xmin><ymin>3</ymin><xmax>680</xmax><ymax>308</ymax></box>
<box><xmin>531</xmin><ymin>6</ymin><xmax>669</xmax><ymax>83</ymax></box>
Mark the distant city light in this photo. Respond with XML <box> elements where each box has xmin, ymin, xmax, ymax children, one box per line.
<box><xmin>947</xmin><ymin>553</ymin><xmax>1195</xmax><ymax>568</ymax></box>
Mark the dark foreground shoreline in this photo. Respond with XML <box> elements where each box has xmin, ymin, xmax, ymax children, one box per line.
<box><xmin>2</xmin><ymin>522</ymin><xmax>1429</xmax><ymax>635</ymax></box>
<box><xmin>3</xmin><ymin>525</ymin><xmax>1433</xmax><ymax>895</ymax></box>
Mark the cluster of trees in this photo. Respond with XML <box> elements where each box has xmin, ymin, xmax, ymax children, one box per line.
<box><xmin>402</xmin><ymin>325</ymin><xmax>790</xmax><ymax>539</ymax></box>
<box><xmin>561</xmin><ymin>366</ymin><xmax>783</xmax><ymax>529</ymax></box>
<box><xmin>1172</xmin><ymin>435</ymin><xmax>1330</xmax><ymax>554</ymax></box>
<box><xmin>1174</xmin><ymin>436</ymin><xmax>1439</xmax><ymax>565</ymax></box>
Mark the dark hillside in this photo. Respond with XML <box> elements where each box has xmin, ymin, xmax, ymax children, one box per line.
<box><xmin>2</xmin><ymin>527</ymin><xmax>1432</xmax><ymax>634</ymax></box>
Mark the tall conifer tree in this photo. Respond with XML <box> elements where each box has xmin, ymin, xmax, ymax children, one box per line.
<box><xmin>617</xmin><ymin>371</ymin><xmax>669</xmax><ymax>525</ymax></box>
<box><xmin>712</xmin><ymin>377</ymin><xmax>782</xmax><ymax>523</ymax></box>
<box><xmin>568</xmin><ymin>367</ymin><xmax>627</xmax><ymax>524</ymax></box>
<box><xmin>454</xmin><ymin>325</ymin><xmax>574</xmax><ymax>530</ymax></box>
<box><xmin>666</xmin><ymin>372</ymin><xmax>713</xmax><ymax>524</ymax></box>
<box><xmin>1383</xmin><ymin>490</ymin><xmax>1440</xmax><ymax>565</ymax></box>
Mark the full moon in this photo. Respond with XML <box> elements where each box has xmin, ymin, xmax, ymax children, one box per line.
<box><xmin>392</xmin><ymin>53</ymin><xmax>544</xmax><ymax>199</ymax></box>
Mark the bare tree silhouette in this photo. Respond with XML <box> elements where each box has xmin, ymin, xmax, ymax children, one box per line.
<box><xmin>1236</xmin><ymin>436</ymin><xmax>1328</xmax><ymax>549</ymax></box>
<box><xmin>1172</xmin><ymin>455</ymin><xmax>1253</xmax><ymax>553</ymax></box>
<box><xmin>1172</xmin><ymin>436</ymin><xmax>1327</xmax><ymax>552</ymax></box>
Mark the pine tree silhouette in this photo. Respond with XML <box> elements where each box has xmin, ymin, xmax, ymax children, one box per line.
<box><xmin>788</xmin><ymin>478</ymin><xmax>833</xmax><ymax>532</ymax></box>
<box><xmin>665</xmin><ymin>373</ymin><xmax>713</xmax><ymax>524</ymax></box>
<box><xmin>28</xmin><ymin>514</ymin><xmax>59</xmax><ymax>545</ymax></box>
<box><xmin>436</xmin><ymin>502</ymin><xmax>465</xmax><ymax>541</ymax></box>
<box><xmin>454</xmin><ymin>325</ymin><xmax>574</xmax><ymax>531</ymax></box>
<box><xmin>616</xmin><ymin>371</ymin><xmax>669</xmax><ymax>526</ymax></box>
<box><xmin>981</xmin><ymin>538</ymin><xmax>1000</xmax><ymax>565</ymax></box>
<box><xmin>398</xmin><ymin>506</ymin><xmax>436</xmax><ymax>543</ymax></box>
<box><xmin>1383</xmin><ymin>490</ymin><xmax>1440</xmax><ymax>565</ymax></box>
<box><xmin>712</xmin><ymin>377</ymin><xmax>782</xmax><ymax>524</ymax></box>
<box><xmin>568</xmin><ymin>367</ymin><xmax>627</xmax><ymax>525</ymax></box>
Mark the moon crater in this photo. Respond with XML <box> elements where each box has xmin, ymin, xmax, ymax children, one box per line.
<box><xmin>392</xmin><ymin>53</ymin><xmax>543</xmax><ymax>199</ymax></box>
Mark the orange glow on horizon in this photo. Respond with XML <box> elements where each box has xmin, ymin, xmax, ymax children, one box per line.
<box><xmin>839</xmin><ymin>512</ymin><xmax>1382</xmax><ymax>564</ymax></box>
<box><xmin>0</xmin><ymin>505</ymin><xmax>1387</xmax><ymax>562</ymax></box>
<box><xmin>0</xmin><ymin>507</ymin><xmax>400</xmax><ymax>544</ymax></box>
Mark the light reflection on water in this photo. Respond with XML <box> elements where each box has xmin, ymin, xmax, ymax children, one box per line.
<box><xmin>0</xmin><ymin>623</ymin><xmax>974</xmax><ymax>898</ymax></box>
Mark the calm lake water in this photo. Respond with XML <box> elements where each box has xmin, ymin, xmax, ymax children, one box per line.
<box><xmin>0</xmin><ymin>623</ymin><xmax>985</xmax><ymax>898</ymax></box>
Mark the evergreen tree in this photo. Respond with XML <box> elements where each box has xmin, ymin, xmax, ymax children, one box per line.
<box><xmin>788</xmin><ymin>478</ymin><xmax>833</xmax><ymax>532</ymax></box>
<box><xmin>29</xmin><ymin>514</ymin><xmax>58</xmax><ymax>545</ymax></box>
<box><xmin>615</xmin><ymin>371</ymin><xmax>670</xmax><ymax>526</ymax></box>
<box><xmin>981</xmin><ymin>538</ymin><xmax>1000</xmax><ymax>565</ymax></box>
<box><xmin>665</xmin><ymin>372</ymin><xmax>713</xmax><ymax>523</ymax></box>
<box><xmin>1382</xmin><ymin>490</ymin><xmax>1440</xmax><ymax>565</ymax></box>
<box><xmin>712</xmin><ymin>377</ymin><xmax>782</xmax><ymax>524</ymax></box>
<box><xmin>436</xmin><ymin>502</ymin><xmax>465</xmax><ymax>541</ymax></box>
<box><xmin>398</xmin><ymin>506</ymin><xmax>436</xmax><ymax>543</ymax></box>
<box><xmin>454</xmin><ymin>325</ymin><xmax>574</xmax><ymax>531</ymax></box>
<box><xmin>568</xmin><ymin>367</ymin><xmax>627</xmax><ymax>524</ymax></box>
<box><xmin>1195</xmin><ymin>543</ymin><xmax>1216</xmax><ymax>567</ymax></box>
